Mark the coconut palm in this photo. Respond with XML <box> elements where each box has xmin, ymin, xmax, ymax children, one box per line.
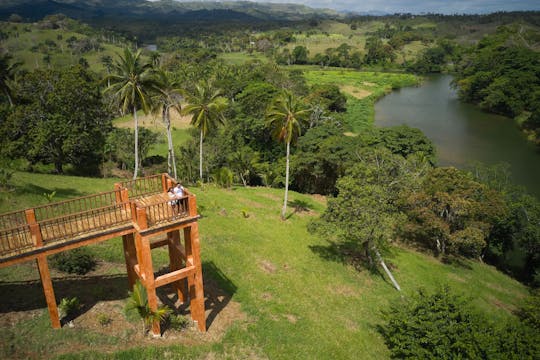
<box><xmin>105</xmin><ymin>48</ymin><xmax>155</xmax><ymax>180</ymax></box>
<box><xmin>266</xmin><ymin>90</ymin><xmax>310</xmax><ymax>220</ymax></box>
<box><xmin>182</xmin><ymin>80</ymin><xmax>228</xmax><ymax>181</ymax></box>
<box><xmin>152</xmin><ymin>69</ymin><xmax>183</xmax><ymax>179</ymax></box>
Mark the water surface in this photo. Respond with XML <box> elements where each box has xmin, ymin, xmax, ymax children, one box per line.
<box><xmin>375</xmin><ymin>75</ymin><xmax>540</xmax><ymax>198</ymax></box>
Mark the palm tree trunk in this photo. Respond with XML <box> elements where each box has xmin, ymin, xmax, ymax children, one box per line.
<box><xmin>164</xmin><ymin>107</ymin><xmax>177</xmax><ymax>179</ymax></box>
<box><xmin>281</xmin><ymin>141</ymin><xmax>290</xmax><ymax>220</ymax></box>
<box><xmin>133</xmin><ymin>106</ymin><xmax>139</xmax><ymax>180</ymax></box>
<box><xmin>199</xmin><ymin>129</ymin><xmax>204</xmax><ymax>181</ymax></box>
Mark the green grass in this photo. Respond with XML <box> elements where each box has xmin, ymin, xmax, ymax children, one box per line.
<box><xmin>2</xmin><ymin>22</ymin><xmax>127</xmax><ymax>72</ymax></box>
<box><xmin>302</xmin><ymin>69</ymin><xmax>420</xmax><ymax>132</ymax></box>
<box><xmin>0</xmin><ymin>173</ymin><xmax>529</xmax><ymax>359</ymax></box>
<box><xmin>219</xmin><ymin>52</ymin><xmax>268</xmax><ymax>65</ymax></box>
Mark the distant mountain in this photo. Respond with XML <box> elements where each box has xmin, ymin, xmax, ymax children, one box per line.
<box><xmin>0</xmin><ymin>0</ymin><xmax>341</xmax><ymax>22</ymax></box>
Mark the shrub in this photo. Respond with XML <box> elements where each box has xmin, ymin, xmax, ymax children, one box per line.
<box><xmin>168</xmin><ymin>314</ymin><xmax>190</xmax><ymax>331</ymax></box>
<box><xmin>97</xmin><ymin>313</ymin><xmax>112</xmax><ymax>327</ymax></box>
<box><xmin>124</xmin><ymin>280</ymin><xmax>172</xmax><ymax>335</ymax></box>
<box><xmin>379</xmin><ymin>286</ymin><xmax>540</xmax><ymax>359</ymax></box>
<box><xmin>58</xmin><ymin>297</ymin><xmax>80</xmax><ymax>320</ymax></box>
<box><xmin>50</xmin><ymin>248</ymin><xmax>96</xmax><ymax>275</ymax></box>
<box><xmin>0</xmin><ymin>168</ymin><xmax>13</xmax><ymax>189</ymax></box>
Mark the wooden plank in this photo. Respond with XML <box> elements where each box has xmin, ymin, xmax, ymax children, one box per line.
<box><xmin>154</xmin><ymin>265</ymin><xmax>195</xmax><ymax>288</ymax></box>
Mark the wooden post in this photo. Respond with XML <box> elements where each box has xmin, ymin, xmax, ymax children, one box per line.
<box><xmin>140</xmin><ymin>235</ymin><xmax>160</xmax><ymax>336</ymax></box>
<box><xmin>122</xmin><ymin>233</ymin><xmax>137</xmax><ymax>289</ymax></box>
<box><xmin>36</xmin><ymin>255</ymin><xmax>61</xmax><ymax>329</ymax></box>
<box><xmin>168</xmin><ymin>230</ymin><xmax>187</xmax><ymax>303</ymax></box>
<box><xmin>26</xmin><ymin>209</ymin><xmax>61</xmax><ymax>328</ymax></box>
<box><xmin>188</xmin><ymin>195</ymin><xmax>198</xmax><ymax>217</ymax></box>
<box><xmin>161</xmin><ymin>174</ymin><xmax>168</xmax><ymax>193</ymax></box>
<box><xmin>184</xmin><ymin>223</ymin><xmax>206</xmax><ymax>331</ymax></box>
<box><xmin>133</xmin><ymin>205</ymin><xmax>160</xmax><ymax>336</ymax></box>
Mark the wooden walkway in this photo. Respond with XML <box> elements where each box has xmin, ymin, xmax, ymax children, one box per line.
<box><xmin>0</xmin><ymin>173</ymin><xmax>206</xmax><ymax>335</ymax></box>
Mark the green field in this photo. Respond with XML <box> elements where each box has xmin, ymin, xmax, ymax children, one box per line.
<box><xmin>1</xmin><ymin>22</ymin><xmax>127</xmax><ymax>72</ymax></box>
<box><xmin>0</xmin><ymin>172</ymin><xmax>529</xmax><ymax>359</ymax></box>
<box><xmin>302</xmin><ymin>69</ymin><xmax>419</xmax><ymax>131</ymax></box>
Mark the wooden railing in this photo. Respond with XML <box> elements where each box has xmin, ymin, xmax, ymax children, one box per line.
<box><xmin>0</xmin><ymin>188</ymin><xmax>131</xmax><ymax>258</ymax></box>
<box><xmin>0</xmin><ymin>173</ymin><xmax>197</xmax><ymax>260</ymax></box>
<box><xmin>117</xmin><ymin>174</ymin><xmax>165</xmax><ymax>199</ymax></box>
<box><xmin>135</xmin><ymin>195</ymin><xmax>192</xmax><ymax>228</ymax></box>
<box><xmin>39</xmin><ymin>203</ymin><xmax>132</xmax><ymax>244</ymax></box>
<box><xmin>0</xmin><ymin>224</ymin><xmax>33</xmax><ymax>256</ymax></box>
<box><xmin>33</xmin><ymin>190</ymin><xmax>123</xmax><ymax>222</ymax></box>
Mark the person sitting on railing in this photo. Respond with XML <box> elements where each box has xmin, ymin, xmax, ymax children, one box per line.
<box><xmin>167</xmin><ymin>187</ymin><xmax>179</xmax><ymax>213</ymax></box>
<box><xmin>173</xmin><ymin>183</ymin><xmax>185</xmax><ymax>213</ymax></box>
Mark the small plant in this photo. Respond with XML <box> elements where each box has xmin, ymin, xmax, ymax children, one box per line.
<box><xmin>42</xmin><ymin>190</ymin><xmax>57</xmax><ymax>203</ymax></box>
<box><xmin>50</xmin><ymin>248</ymin><xmax>96</xmax><ymax>275</ymax></box>
<box><xmin>58</xmin><ymin>297</ymin><xmax>80</xmax><ymax>320</ymax></box>
<box><xmin>168</xmin><ymin>314</ymin><xmax>190</xmax><ymax>331</ymax></box>
<box><xmin>0</xmin><ymin>168</ymin><xmax>14</xmax><ymax>189</ymax></box>
<box><xmin>97</xmin><ymin>313</ymin><xmax>113</xmax><ymax>327</ymax></box>
<box><xmin>124</xmin><ymin>280</ymin><xmax>172</xmax><ymax>335</ymax></box>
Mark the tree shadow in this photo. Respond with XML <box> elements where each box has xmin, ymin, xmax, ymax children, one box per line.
<box><xmin>309</xmin><ymin>240</ymin><xmax>392</xmax><ymax>285</ymax></box>
<box><xmin>155</xmin><ymin>261</ymin><xmax>237</xmax><ymax>331</ymax></box>
<box><xmin>0</xmin><ymin>273</ymin><xmax>130</xmax><ymax>325</ymax></box>
<box><xmin>0</xmin><ymin>261</ymin><xmax>236</xmax><ymax>331</ymax></box>
<box><xmin>14</xmin><ymin>183</ymin><xmax>83</xmax><ymax>200</ymax></box>
<box><xmin>285</xmin><ymin>199</ymin><xmax>313</xmax><ymax>220</ymax></box>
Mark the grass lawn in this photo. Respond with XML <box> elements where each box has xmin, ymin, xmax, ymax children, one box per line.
<box><xmin>0</xmin><ymin>173</ymin><xmax>529</xmax><ymax>359</ymax></box>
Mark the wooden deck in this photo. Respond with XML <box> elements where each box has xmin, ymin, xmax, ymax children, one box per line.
<box><xmin>0</xmin><ymin>174</ymin><xmax>197</xmax><ymax>267</ymax></box>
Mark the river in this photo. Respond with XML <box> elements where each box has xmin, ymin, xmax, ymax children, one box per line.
<box><xmin>374</xmin><ymin>74</ymin><xmax>540</xmax><ymax>199</ymax></box>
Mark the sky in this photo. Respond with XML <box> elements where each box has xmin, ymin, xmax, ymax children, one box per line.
<box><xmin>153</xmin><ymin>0</ymin><xmax>540</xmax><ymax>14</ymax></box>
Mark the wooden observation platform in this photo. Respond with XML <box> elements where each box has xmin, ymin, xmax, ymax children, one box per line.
<box><xmin>0</xmin><ymin>173</ymin><xmax>205</xmax><ymax>336</ymax></box>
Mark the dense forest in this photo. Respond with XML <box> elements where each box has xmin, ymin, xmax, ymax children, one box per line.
<box><xmin>0</xmin><ymin>3</ymin><xmax>539</xmax><ymax>358</ymax></box>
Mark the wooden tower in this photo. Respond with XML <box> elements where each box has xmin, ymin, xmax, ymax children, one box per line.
<box><xmin>0</xmin><ymin>174</ymin><xmax>206</xmax><ymax>336</ymax></box>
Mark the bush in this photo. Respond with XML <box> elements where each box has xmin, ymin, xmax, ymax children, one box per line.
<box><xmin>50</xmin><ymin>248</ymin><xmax>96</xmax><ymax>275</ymax></box>
<box><xmin>379</xmin><ymin>286</ymin><xmax>540</xmax><ymax>359</ymax></box>
<box><xmin>58</xmin><ymin>297</ymin><xmax>80</xmax><ymax>320</ymax></box>
<box><xmin>168</xmin><ymin>314</ymin><xmax>190</xmax><ymax>331</ymax></box>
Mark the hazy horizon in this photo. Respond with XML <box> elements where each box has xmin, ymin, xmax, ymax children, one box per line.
<box><xmin>147</xmin><ymin>0</ymin><xmax>540</xmax><ymax>15</ymax></box>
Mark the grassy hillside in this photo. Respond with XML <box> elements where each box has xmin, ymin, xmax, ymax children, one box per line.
<box><xmin>0</xmin><ymin>21</ymin><xmax>127</xmax><ymax>72</ymax></box>
<box><xmin>0</xmin><ymin>172</ymin><xmax>529</xmax><ymax>359</ymax></box>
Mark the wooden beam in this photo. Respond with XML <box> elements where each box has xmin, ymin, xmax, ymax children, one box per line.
<box><xmin>0</xmin><ymin>227</ymin><xmax>135</xmax><ymax>269</ymax></box>
<box><xmin>168</xmin><ymin>230</ymin><xmax>187</xmax><ymax>302</ymax></box>
<box><xmin>154</xmin><ymin>266</ymin><xmax>195</xmax><ymax>288</ymax></box>
<box><xmin>36</xmin><ymin>255</ymin><xmax>60</xmax><ymax>329</ymax></box>
<box><xmin>122</xmin><ymin>233</ymin><xmax>137</xmax><ymax>289</ymax></box>
<box><xmin>184</xmin><ymin>224</ymin><xmax>206</xmax><ymax>332</ymax></box>
<box><xmin>138</xmin><ymin>235</ymin><xmax>160</xmax><ymax>336</ymax></box>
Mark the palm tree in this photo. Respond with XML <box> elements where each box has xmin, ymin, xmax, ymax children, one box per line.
<box><xmin>0</xmin><ymin>53</ymin><xmax>21</xmax><ymax>107</ymax></box>
<box><xmin>152</xmin><ymin>69</ymin><xmax>183</xmax><ymax>179</ymax></box>
<box><xmin>105</xmin><ymin>48</ymin><xmax>155</xmax><ymax>180</ymax></box>
<box><xmin>182</xmin><ymin>80</ymin><xmax>228</xmax><ymax>181</ymax></box>
<box><xmin>266</xmin><ymin>90</ymin><xmax>310</xmax><ymax>220</ymax></box>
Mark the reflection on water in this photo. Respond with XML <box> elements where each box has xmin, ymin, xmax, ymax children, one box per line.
<box><xmin>375</xmin><ymin>74</ymin><xmax>540</xmax><ymax>199</ymax></box>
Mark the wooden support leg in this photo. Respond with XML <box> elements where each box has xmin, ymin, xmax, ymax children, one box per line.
<box><xmin>122</xmin><ymin>233</ymin><xmax>137</xmax><ymax>289</ymax></box>
<box><xmin>36</xmin><ymin>256</ymin><xmax>61</xmax><ymax>329</ymax></box>
<box><xmin>139</xmin><ymin>235</ymin><xmax>161</xmax><ymax>337</ymax></box>
<box><xmin>184</xmin><ymin>224</ymin><xmax>206</xmax><ymax>332</ymax></box>
<box><xmin>168</xmin><ymin>230</ymin><xmax>187</xmax><ymax>303</ymax></box>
